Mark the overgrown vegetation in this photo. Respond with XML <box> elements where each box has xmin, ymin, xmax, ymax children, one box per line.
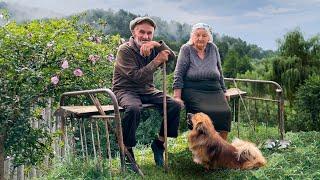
<box><xmin>1</xmin><ymin>4</ymin><xmax>320</xmax><ymax>179</ymax></box>
<box><xmin>0</xmin><ymin>17</ymin><xmax>120</xmax><ymax>167</ymax></box>
<box><xmin>42</xmin><ymin>125</ymin><xmax>320</xmax><ymax>179</ymax></box>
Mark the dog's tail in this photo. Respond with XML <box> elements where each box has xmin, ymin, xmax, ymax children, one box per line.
<box><xmin>231</xmin><ymin>138</ymin><xmax>267</xmax><ymax>169</ymax></box>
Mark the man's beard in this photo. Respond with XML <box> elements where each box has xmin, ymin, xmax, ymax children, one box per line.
<box><xmin>135</xmin><ymin>39</ymin><xmax>150</xmax><ymax>48</ymax></box>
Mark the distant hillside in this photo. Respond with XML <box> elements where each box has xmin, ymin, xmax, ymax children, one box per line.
<box><xmin>76</xmin><ymin>9</ymin><xmax>191</xmax><ymax>52</ymax></box>
<box><xmin>1</xmin><ymin>4</ymin><xmax>274</xmax><ymax>59</ymax></box>
<box><xmin>214</xmin><ymin>35</ymin><xmax>275</xmax><ymax>61</ymax></box>
<box><xmin>0</xmin><ymin>2</ymin><xmax>63</xmax><ymax>22</ymax></box>
<box><xmin>76</xmin><ymin>9</ymin><xmax>274</xmax><ymax>59</ymax></box>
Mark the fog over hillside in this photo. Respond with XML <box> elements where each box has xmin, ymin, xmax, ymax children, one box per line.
<box><xmin>1</xmin><ymin>2</ymin><xmax>63</xmax><ymax>22</ymax></box>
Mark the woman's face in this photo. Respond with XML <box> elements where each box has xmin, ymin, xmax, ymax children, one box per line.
<box><xmin>192</xmin><ymin>28</ymin><xmax>210</xmax><ymax>50</ymax></box>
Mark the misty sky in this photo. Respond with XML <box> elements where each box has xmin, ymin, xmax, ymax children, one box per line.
<box><xmin>5</xmin><ymin>0</ymin><xmax>320</xmax><ymax>50</ymax></box>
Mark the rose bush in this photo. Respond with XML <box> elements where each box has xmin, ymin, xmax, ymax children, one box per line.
<box><xmin>0</xmin><ymin>17</ymin><xmax>120</xmax><ymax>167</ymax></box>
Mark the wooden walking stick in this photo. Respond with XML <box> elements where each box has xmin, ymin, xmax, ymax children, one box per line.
<box><xmin>163</xmin><ymin>62</ymin><xmax>169</xmax><ymax>172</ymax></box>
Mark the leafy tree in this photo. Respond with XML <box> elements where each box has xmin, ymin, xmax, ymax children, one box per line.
<box><xmin>237</xmin><ymin>58</ymin><xmax>275</xmax><ymax>96</ymax></box>
<box><xmin>272</xmin><ymin>30</ymin><xmax>320</xmax><ymax>104</ymax></box>
<box><xmin>223</xmin><ymin>49</ymin><xmax>239</xmax><ymax>77</ymax></box>
<box><xmin>214</xmin><ymin>35</ymin><xmax>273</xmax><ymax>62</ymax></box>
<box><xmin>223</xmin><ymin>49</ymin><xmax>253</xmax><ymax>78</ymax></box>
<box><xmin>214</xmin><ymin>40</ymin><xmax>229</xmax><ymax>61</ymax></box>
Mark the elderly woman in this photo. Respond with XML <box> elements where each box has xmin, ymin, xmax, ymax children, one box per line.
<box><xmin>173</xmin><ymin>23</ymin><xmax>231</xmax><ymax>140</ymax></box>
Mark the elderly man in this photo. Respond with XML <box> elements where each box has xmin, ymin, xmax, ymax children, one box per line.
<box><xmin>112</xmin><ymin>16</ymin><xmax>180</xmax><ymax>167</ymax></box>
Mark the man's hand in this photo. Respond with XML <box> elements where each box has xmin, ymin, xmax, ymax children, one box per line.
<box><xmin>140</xmin><ymin>41</ymin><xmax>160</xmax><ymax>57</ymax></box>
<box><xmin>154</xmin><ymin>50</ymin><xmax>170</xmax><ymax>64</ymax></box>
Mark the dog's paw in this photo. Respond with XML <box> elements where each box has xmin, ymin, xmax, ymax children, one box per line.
<box><xmin>193</xmin><ymin>156</ymin><xmax>202</xmax><ymax>164</ymax></box>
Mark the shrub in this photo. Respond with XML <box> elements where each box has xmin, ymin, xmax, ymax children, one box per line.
<box><xmin>286</xmin><ymin>75</ymin><xmax>320</xmax><ymax>131</ymax></box>
<box><xmin>0</xmin><ymin>17</ymin><xmax>120</xmax><ymax>167</ymax></box>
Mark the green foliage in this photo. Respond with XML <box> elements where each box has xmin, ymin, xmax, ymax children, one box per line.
<box><xmin>214</xmin><ymin>35</ymin><xmax>274</xmax><ymax>63</ymax></box>
<box><xmin>286</xmin><ymin>75</ymin><xmax>320</xmax><ymax>131</ymax></box>
<box><xmin>223</xmin><ymin>49</ymin><xmax>253</xmax><ymax>78</ymax></box>
<box><xmin>236</xmin><ymin>57</ymin><xmax>280</xmax><ymax>98</ymax></box>
<box><xmin>214</xmin><ymin>35</ymin><xmax>273</xmax><ymax>79</ymax></box>
<box><xmin>272</xmin><ymin>29</ymin><xmax>320</xmax><ymax>104</ymax></box>
<box><xmin>136</xmin><ymin>110</ymin><xmax>162</xmax><ymax>144</ymax></box>
<box><xmin>0</xmin><ymin>5</ymin><xmax>9</xmax><ymax>21</ymax></box>
<box><xmin>43</xmin><ymin>157</ymin><xmax>113</xmax><ymax>179</ymax></box>
<box><xmin>0</xmin><ymin>18</ymin><xmax>120</xmax><ymax>167</ymax></box>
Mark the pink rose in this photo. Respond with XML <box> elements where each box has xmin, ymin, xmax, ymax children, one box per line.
<box><xmin>107</xmin><ymin>54</ymin><xmax>115</xmax><ymax>62</ymax></box>
<box><xmin>88</xmin><ymin>35</ymin><xmax>102</xmax><ymax>44</ymax></box>
<box><xmin>73</xmin><ymin>68</ymin><xmax>83</xmax><ymax>77</ymax></box>
<box><xmin>88</xmin><ymin>55</ymin><xmax>100</xmax><ymax>63</ymax></box>
<box><xmin>51</xmin><ymin>76</ymin><xmax>59</xmax><ymax>85</ymax></box>
<box><xmin>61</xmin><ymin>59</ymin><xmax>69</xmax><ymax>69</ymax></box>
<box><xmin>95</xmin><ymin>37</ymin><xmax>102</xmax><ymax>44</ymax></box>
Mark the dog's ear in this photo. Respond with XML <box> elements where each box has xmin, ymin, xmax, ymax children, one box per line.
<box><xmin>195</xmin><ymin>122</ymin><xmax>207</xmax><ymax>134</ymax></box>
<box><xmin>238</xmin><ymin>149</ymin><xmax>254</xmax><ymax>163</ymax></box>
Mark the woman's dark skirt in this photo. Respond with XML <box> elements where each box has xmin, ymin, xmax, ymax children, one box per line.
<box><xmin>182</xmin><ymin>80</ymin><xmax>232</xmax><ymax>132</ymax></box>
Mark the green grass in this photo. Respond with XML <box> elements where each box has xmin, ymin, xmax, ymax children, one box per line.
<box><xmin>42</xmin><ymin>123</ymin><xmax>320</xmax><ymax>179</ymax></box>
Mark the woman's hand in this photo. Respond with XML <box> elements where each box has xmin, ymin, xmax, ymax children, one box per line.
<box><xmin>174</xmin><ymin>97</ymin><xmax>185</xmax><ymax>109</ymax></box>
<box><xmin>224</xmin><ymin>93</ymin><xmax>230</xmax><ymax>101</ymax></box>
<box><xmin>173</xmin><ymin>89</ymin><xmax>184</xmax><ymax>108</ymax></box>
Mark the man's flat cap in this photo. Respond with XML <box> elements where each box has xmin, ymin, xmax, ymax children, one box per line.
<box><xmin>129</xmin><ymin>16</ymin><xmax>156</xmax><ymax>31</ymax></box>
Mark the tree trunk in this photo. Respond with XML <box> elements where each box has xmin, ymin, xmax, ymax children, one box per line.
<box><xmin>0</xmin><ymin>134</ymin><xmax>4</xmax><ymax>180</ymax></box>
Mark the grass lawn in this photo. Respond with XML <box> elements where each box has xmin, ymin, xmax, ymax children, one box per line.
<box><xmin>44</xmin><ymin>124</ymin><xmax>320</xmax><ymax>179</ymax></box>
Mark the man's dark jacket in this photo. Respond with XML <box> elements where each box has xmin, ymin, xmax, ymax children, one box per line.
<box><xmin>112</xmin><ymin>37</ymin><xmax>175</xmax><ymax>94</ymax></box>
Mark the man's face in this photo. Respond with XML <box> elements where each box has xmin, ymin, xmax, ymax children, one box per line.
<box><xmin>132</xmin><ymin>22</ymin><xmax>154</xmax><ymax>47</ymax></box>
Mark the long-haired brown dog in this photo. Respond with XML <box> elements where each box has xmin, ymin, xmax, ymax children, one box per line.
<box><xmin>187</xmin><ymin>112</ymin><xmax>266</xmax><ymax>170</ymax></box>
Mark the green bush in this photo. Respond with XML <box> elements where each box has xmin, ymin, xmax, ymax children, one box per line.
<box><xmin>286</xmin><ymin>75</ymin><xmax>320</xmax><ymax>131</ymax></box>
<box><xmin>0</xmin><ymin>17</ymin><xmax>120</xmax><ymax>167</ymax></box>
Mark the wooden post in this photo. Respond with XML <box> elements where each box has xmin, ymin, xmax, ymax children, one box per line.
<box><xmin>162</xmin><ymin>62</ymin><xmax>168</xmax><ymax>172</ymax></box>
<box><xmin>236</xmin><ymin>98</ymin><xmax>241</xmax><ymax>138</ymax></box>
<box><xmin>90</xmin><ymin>122</ymin><xmax>97</xmax><ymax>160</ymax></box>
<box><xmin>104</xmin><ymin>118</ymin><xmax>112</xmax><ymax>171</ymax></box>
<box><xmin>44</xmin><ymin>98</ymin><xmax>52</xmax><ymax>168</ymax></box>
<box><xmin>276</xmin><ymin>89</ymin><xmax>285</xmax><ymax>140</ymax></box>
<box><xmin>30</xmin><ymin>119</ymin><xmax>38</xmax><ymax>178</ymax></box>
<box><xmin>79</xmin><ymin>120</ymin><xmax>85</xmax><ymax>159</ymax></box>
<box><xmin>0</xmin><ymin>134</ymin><xmax>4</xmax><ymax>180</ymax></box>
<box><xmin>17</xmin><ymin>165</ymin><xmax>24</xmax><ymax>180</ymax></box>
<box><xmin>60</xmin><ymin>115</ymin><xmax>66</xmax><ymax>157</ymax></box>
